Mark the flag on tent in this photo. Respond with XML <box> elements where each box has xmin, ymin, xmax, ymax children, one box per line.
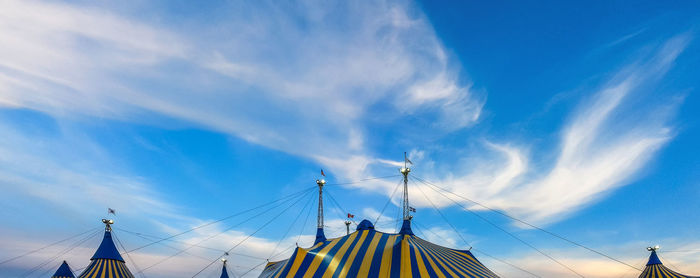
<box><xmin>347</xmin><ymin>213</ymin><xmax>354</xmax><ymax>218</ymax></box>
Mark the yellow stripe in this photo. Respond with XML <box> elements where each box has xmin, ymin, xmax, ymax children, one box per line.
<box><xmin>400</xmin><ymin>235</ymin><xmax>412</xmax><ymax>277</ymax></box>
<box><xmin>322</xmin><ymin>232</ymin><xmax>358</xmax><ymax>278</ymax></box>
<box><xmin>79</xmin><ymin>261</ymin><xmax>94</xmax><ymax>278</ymax></box>
<box><xmin>357</xmin><ymin>232</ymin><xmax>382</xmax><ymax>278</ymax></box>
<box><xmin>407</xmin><ymin>237</ymin><xmax>431</xmax><ymax>278</ymax></box>
<box><xmin>411</xmin><ymin>238</ymin><xmax>447</xmax><ymax>278</ymax></box>
<box><xmin>302</xmin><ymin>238</ymin><xmax>342</xmax><ymax>278</ymax></box>
<box><xmin>89</xmin><ymin>260</ymin><xmax>102</xmax><ymax>278</ymax></box>
<box><xmin>109</xmin><ymin>260</ymin><xmax>115</xmax><ymax>278</ymax></box>
<box><xmin>282</xmin><ymin>248</ymin><xmax>308</xmax><ymax>278</ymax></box>
<box><xmin>416</xmin><ymin>239</ymin><xmax>459</xmax><ymax>277</ymax></box>
<box><xmin>421</xmin><ymin>243</ymin><xmax>476</xmax><ymax>277</ymax></box>
<box><xmin>99</xmin><ymin>259</ymin><xmax>106</xmax><ymax>278</ymax></box>
<box><xmin>378</xmin><ymin>235</ymin><xmax>397</xmax><ymax>277</ymax></box>
<box><xmin>338</xmin><ymin>230</ymin><xmax>368</xmax><ymax>277</ymax></box>
<box><xmin>116</xmin><ymin>261</ymin><xmax>126</xmax><ymax>277</ymax></box>
<box><xmin>450</xmin><ymin>250</ymin><xmax>492</xmax><ymax>277</ymax></box>
<box><xmin>88</xmin><ymin>260</ymin><xmax>100</xmax><ymax>278</ymax></box>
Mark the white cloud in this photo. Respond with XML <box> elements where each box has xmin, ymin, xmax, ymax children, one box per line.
<box><xmin>0</xmin><ymin>0</ymin><xmax>482</xmax><ymax>170</ymax></box>
<box><xmin>412</xmin><ymin>34</ymin><xmax>689</xmax><ymax>225</ymax></box>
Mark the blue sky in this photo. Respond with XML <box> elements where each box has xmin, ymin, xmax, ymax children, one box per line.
<box><xmin>0</xmin><ymin>0</ymin><xmax>699</xmax><ymax>277</ymax></box>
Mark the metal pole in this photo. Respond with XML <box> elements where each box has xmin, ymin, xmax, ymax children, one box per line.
<box><xmin>316</xmin><ymin>179</ymin><xmax>326</xmax><ymax>229</ymax></box>
<box><xmin>401</xmin><ymin>153</ymin><xmax>411</xmax><ymax>220</ymax></box>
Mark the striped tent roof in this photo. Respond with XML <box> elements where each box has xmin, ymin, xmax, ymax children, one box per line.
<box><xmin>78</xmin><ymin>229</ymin><xmax>134</xmax><ymax>278</ymax></box>
<box><xmin>639</xmin><ymin>250</ymin><xmax>698</xmax><ymax>278</ymax></box>
<box><xmin>52</xmin><ymin>260</ymin><xmax>76</xmax><ymax>278</ymax></box>
<box><xmin>259</xmin><ymin>219</ymin><xmax>499</xmax><ymax>278</ymax></box>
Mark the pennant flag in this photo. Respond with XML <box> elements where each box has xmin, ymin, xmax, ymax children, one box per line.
<box><xmin>405</xmin><ymin>157</ymin><xmax>413</xmax><ymax>165</ymax></box>
<box><xmin>108</xmin><ymin>208</ymin><xmax>116</xmax><ymax>215</ymax></box>
<box><xmin>347</xmin><ymin>213</ymin><xmax>354</xmax><ymax>219</ymax></box>
<box><xmin>321</xmin><ymin>169</ymin><xmax>326</xmax><ymax>177</ymax></box>
<box><xmin>409</xmin><ymin>206</ymin><xmax>416</xmax><ymax>212</ymax></box>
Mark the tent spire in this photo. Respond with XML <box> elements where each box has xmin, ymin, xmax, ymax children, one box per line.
<box><xmin>219</xmin><ymin>258</ymin><xmax>230</xmax><ymax>278</ymax></box>
<box><xmin>646</xmin><ymin>245</ymin><xmax>662</xmax><ymax>265</ymax></box>
<box><xmin>51</xmin><ymin>260</ymin><xmax>75</xmax><ymax>278</ymax></box>
<box><xmin>314</xmin><ymin>178</ymin><xmax>327</xmax><ymax>244</ymax></box>
<box><xmin>89</xmin><ymin>219</ymin><xmax>124</xmax><ymax>262</ymax></box>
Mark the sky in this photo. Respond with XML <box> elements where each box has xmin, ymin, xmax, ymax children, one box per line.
<box><xmin>0</xmin><ymin>0</ymin><xmax>699</xmax><ymax>277</ymax></box>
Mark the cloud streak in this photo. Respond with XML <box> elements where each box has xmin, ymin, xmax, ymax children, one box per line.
<box><xmin>412</xmin><ymin>34</ymin><xmax>689</xmax><ymax>224</ymax></box>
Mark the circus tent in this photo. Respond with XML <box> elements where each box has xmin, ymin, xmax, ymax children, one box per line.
<box><xmin>77</xmin><ymin>219</ymin><xmax>135</xmax><ymax>278</ymax></box>
<box><xmin>638</xmin><ymin>247</ymin><xmax>698</xmax><ymax>278</ymax></box>
<box><xmin>259</xmin><ymin>165</ymin><xmax>500</xmax><ymax>278</ymax></box>
<box><xmin>259</xmin><ymin>219</ymin><xmax>498</xmax><ymax>278</ymax></box>
<box><xmin>51</xmin><ymin>260</ymin><xmax>76</xmax><ymax>278</ymax></box>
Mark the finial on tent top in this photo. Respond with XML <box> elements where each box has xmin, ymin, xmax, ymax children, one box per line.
<box><xmin>647</xmin><ymin>245</ymin><xmax>660</xmax><ymax>251</ymax></box>
<box><xmin>316</xmin><ymin>179</ymin><xmax>326</xmax><ymax>187</ymax></box>
<box><xmin>221</xmin><ymin>258</ymin><xmax>227</xmax><ymax>265</ymax></box>
<box><xmin>102</xmin><ymin>219</ymin><xmax>114</xmax><ymax>231</ymax></box>
<box><xmin>401</xmin><ymin>151</ymin><xmax>412</xmax><ymax>176</ymax></box>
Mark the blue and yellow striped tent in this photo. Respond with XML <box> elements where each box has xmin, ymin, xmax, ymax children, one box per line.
<box><xmin>639</xmin><ymin>250</ymin><xmax>698</xmax><ymax>278</ymax></box>
<box><xmin>52</xmin><ymin>260</ymin><xmax>75</xmax><ymax>278</ymax></box>
<box><xmin>78</xmin><ymin>229</ymin><xmax>134</xmax><ymax>278</ymax></box>
<box><xmin>259</xmin><ymin>220</ymin><xmax>499</xmax><ymax>278</ymax></box>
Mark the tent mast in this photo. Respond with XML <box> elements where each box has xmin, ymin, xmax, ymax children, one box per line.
<box><xmin>401</xmin><ymin>152</ymin><xmax>411</xmax><ymax>221</ymax></box>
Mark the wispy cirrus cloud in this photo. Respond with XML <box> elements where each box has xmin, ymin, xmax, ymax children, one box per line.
<box><xmin>0</xmin><ymin>0</ymin><xmax>481</xmax><ymax>164</ymax></box>
<box><xmin>408</xmin><ymin>33</ymin><xmax>689</xmax><ymax>224</ymax></box>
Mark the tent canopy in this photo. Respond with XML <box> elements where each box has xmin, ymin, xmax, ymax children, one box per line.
<box><xmin>259</xmin><ymin>219</ymin><xmax>499</xmax><ymax>278</ymax></box>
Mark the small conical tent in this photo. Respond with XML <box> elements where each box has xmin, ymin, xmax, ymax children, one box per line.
<box><xmin>259</xmin><ymin>219</ymin><xmax>499</xmax><ymax>278</ymax></box>
<box><xmin>51</xmin><ymin>260</ymin><xmax>76</xmax><ymax>278</ymax></box>
<box><xmin>639</xmin><ymin>249</ymin><xmax>698</xmax><ymax>278</ymax></box>
<box><xmin>219</xmin><ymin>259</ymin><xmax>230</xmax><ymax>278</ymax></box>
<box><xmin>78</xmin><ymin>220</ymin><xmax>134</xmax><ymax>278</ymax></box>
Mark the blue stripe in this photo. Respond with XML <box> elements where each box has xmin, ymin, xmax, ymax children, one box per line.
<box><xmin>389</xmin><ymin>235</ymin><xmax>402</xmax><ymax>278</ymax></box>
<box><xmin>367</xmin><ymin>233</ymin><xmax>390</xmax><ymax>277</ymax></box>
<box><xmin>416</xmin><ymin>238</ymin><xmax>453</xmax><ymax>277</ymax></box>
<box><xmin>293</xmin><ymin>242</ymin><xmax>329</xmax><ymax>278</ymax></box>
<box><xmin>345</xmin><ymin>230</ymin><xmax>375</xmax><ymax>277</ymax></box>
<box><xmin>311</xmin><ymin>235</ymin><xmax>351</xmax><ymax>278</ymax></box>
<box><xmin>419</xmin><ymin>240</ymin><xmax>476</xmax><ymax>277</ymax></box>
<box><xmin>408</xmin><ymin>237</ymin><xmax>423</xmax><ymax>277</ymax></box>
<box><xmin>276</xmin><ymin>248</ymin><xmax>300</xmax><ymax>277</ymax></box>
<box><xmin>330</xmin><ymin>231</ymin><xmax>364</xmax><ymax>277</ymax></box>
<box><xmin>411</xmin><ymin>237</ymin><xmax>440</xmax><ymax>278</ymax></box>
